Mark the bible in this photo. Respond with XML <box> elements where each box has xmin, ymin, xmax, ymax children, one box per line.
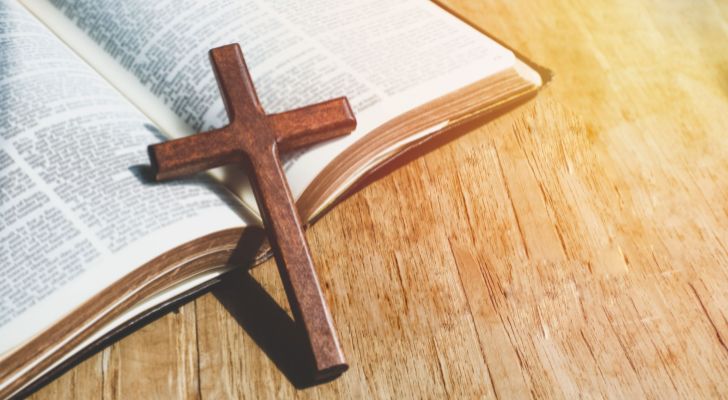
<box><xmin>0</xmin><ymin>0</ymin><xmax>545</xmax><ymax>397</ymax></box>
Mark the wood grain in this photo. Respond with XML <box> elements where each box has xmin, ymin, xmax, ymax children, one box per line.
<box><xmin>32</xmin><ymin>0</ymin><xmax>728</xmax><ymax>398</ymax></box>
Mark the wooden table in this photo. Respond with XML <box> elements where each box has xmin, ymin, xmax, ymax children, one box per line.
<box><xmin>33</xmin><ymin>0</ymin><xmax>728</xmax><ymax>398</ymax></box>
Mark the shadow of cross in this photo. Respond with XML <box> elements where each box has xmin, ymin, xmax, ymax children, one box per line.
<box><xmin>147</xmin><ymin>43</ymin><xmax>357</xmax><ymax>381</ymax></box>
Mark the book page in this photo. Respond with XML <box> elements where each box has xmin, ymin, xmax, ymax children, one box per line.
<box><xmin>22</xmin><ymin>0</ymin><xmax>515</xmax><ymax>206</ymax></box>
<box><xmin>0</xmin><ymin>2</ymin><xmax>244</xmax><ymax>356</ymax></box>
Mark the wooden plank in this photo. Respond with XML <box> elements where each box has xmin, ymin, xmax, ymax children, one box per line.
<box><xmin>99</xmin><ymin>304</ymin><xmax>200</xmax><ymax>399</ymax></box>
<box><xmin>33</xmin><ymin>0</ymin><xmax>728</xmax><ymax>398</ymax></box>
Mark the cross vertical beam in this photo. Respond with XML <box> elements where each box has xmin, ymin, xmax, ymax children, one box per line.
<box><xmin>148</xmin><ymin>44</ymin><xmax>356</xmax><ymax>380</ymax></box>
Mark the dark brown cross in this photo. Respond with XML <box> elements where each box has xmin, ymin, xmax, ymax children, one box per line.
<box><xmin>147</xmin><ymin>44</ymin><xmax>356</xmax><ymax>380</ymax></box>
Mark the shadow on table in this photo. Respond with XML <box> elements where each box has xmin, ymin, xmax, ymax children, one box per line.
<box><xmin>214</xmin><ymin>233</ymin><xmax>340</xmax><ymax>389</ymax></box>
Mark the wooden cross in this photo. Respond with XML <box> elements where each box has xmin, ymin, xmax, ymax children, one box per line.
<box><xmin>147</xmin><ymin>44</ymin><xmax>356</xmax><ymax>380</ymax></box>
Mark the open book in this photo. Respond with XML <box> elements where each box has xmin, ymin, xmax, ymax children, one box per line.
<box><xmin>0</xmin><ymin>0</ymin><xmax>544</xmax><ymax>396</ymax></box>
